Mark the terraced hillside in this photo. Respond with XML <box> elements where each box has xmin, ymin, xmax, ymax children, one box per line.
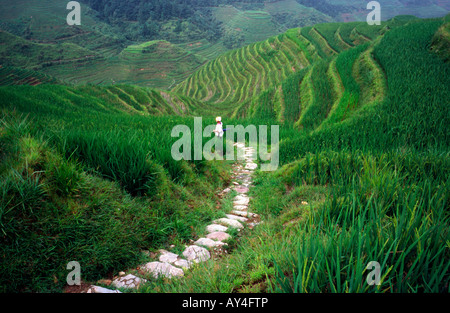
<box><xmin>0</xmin><ymin>31</ymin><xmax>101</xmax><ymax>70</ymax></box>
<box><xmin>175</xmin><ymin>16</ymin><xmax>416</xmax><ymax>131</ymax></box>
<box><xmin>0</xmin><ymin>1</ymin><xmax>206</xmax><ymax>89</ymax></box>
<box><xmin>0</xmin><ymin>66</ymin><xmax>61</xmax><ymax>86</ymax></box>
<box><xmin>172</xmin><ymin>31</ymin><xmax>313</xmax><ymax>104</ymax></box>
<box><xmin>41</xmin><ymin>40</ymin><xmax>208</xmax><ymax>89</ymax></box>
<box><xmin>0</xmin><ymin>0</ymin><xmax>125</xmax><ymax>56</ymax></box>
<box><xmin>0</xmin><ymin>83</ymin><xmax>224</xmax><ymax>117</ymax></box>
<box><xmin>173</xmin><ymin>18</ymin><xmax>397</xmax><ymax>104</ymax></box>
<box><xmin>1</xmin><ymin>14</ymin><xmax>449</xmax><ymax>294</ymax></box>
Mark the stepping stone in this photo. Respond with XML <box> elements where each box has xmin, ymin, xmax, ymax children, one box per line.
<box><xmin>174</xmin><ymin>259</ymin><xmax>191</xmax><ymax>269</ymax></box>
<box><xmin>233</xmin><ymin>205</ymin><xmax>248</xmax><ymax>212</ymax></box>
<box><xmin>226</xmin><ymin>214</ymin><xmax>248</xmax><ymax>222</ymax></box>
<box><xmin>86</xmin><ymin>285</ymin><xmax>122</xmax><ymax>293</ymax></box>
<box><xmin>111</xmin><ymin>274</ymin><xmax>146</xmax><ymax>289</ymax></box>
<box><xmin>232</xmin><ymin>210</ymin><xmax>259</xmax><ymax>218</ymax></box>
<box><xmin>207</xmin><ymin>231</ymin><xmax>231</xmax><ymax>241</ymax></box>
<box><xmin>159</xmin><ymin>250</ymin><xmax>179</xmax><ymax>264</ymax></box>
<box><xmin>234</xmin><ymin>186</ymin><xmax>249</xmax><ymax>194</ymax></box>
<box><xmin>234</xmin><ymin>194</ymin><xmax>249</xmax><ymax>200</ymax></box>
<box><xmin>241</xmin><ymin>179</ymin><xmax>252</xmax><ymax>187</ymax></box>
<box><xmin>194</xmin><ymin>237</ymin><xmax>227</xmax><ymax>248</ymax></box>
<box><xmin>182</xmin><ymin>245</ymin><xmax>211</xmax><ymax>263</ymax></box>
<box><xmin>214</xmin><ymin>218</ymin><xmax>244</xmax><ymax>229</ymax></box>
<box><xmin>206</xmin><ymin>224</ymin><xmax>228</xmax><ymax>233</ymax></box>
<box><xmin>141</xmin><ymin>262</ymin><xmax>184</xmax><ymax>279</ymax></box>
<box><xmin>234</xmin><ymin>195</ymin><xmax>250</xmax><ymax>206</ymax></box>
<box><xmin>245</xmin><ymin>163</ymin><xmax>258</xmax><ymax>170</ymax></box>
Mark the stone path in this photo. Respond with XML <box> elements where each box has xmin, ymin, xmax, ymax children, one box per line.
<box><xmin>86</xmin><ymin>142</ymin><xmax>260</xmax><ymax>293</ymax></box>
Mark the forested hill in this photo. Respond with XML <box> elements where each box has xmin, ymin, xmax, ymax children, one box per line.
<box><xmin>80</xmin><ymin>0</ymin><xmax>450</xmax><ymax>43</ymax></box>
<box><xmin>80</xmin><ymin>0</ymin><xmax>276</xmax><ymax>42</ymax></box>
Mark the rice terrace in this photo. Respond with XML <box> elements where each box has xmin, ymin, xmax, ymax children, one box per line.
<box><xmin>0</xmin><ymin>0</ymin><xmax>449</xmax><ymax>304</ymax></box>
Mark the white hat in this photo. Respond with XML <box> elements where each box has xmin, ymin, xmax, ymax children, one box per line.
<box><xmin>216</xmin><ymin>116</ymin><xmax>222</xmax><ymax>122</ymax></box>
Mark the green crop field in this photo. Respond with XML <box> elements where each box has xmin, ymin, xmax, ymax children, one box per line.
<box><xmin>0</xmin><ymin>3</ymin><xmax>449</xmax><ymax>296</ymax></box>
<box><xmin>0</xmin><ymin>0</ymin><xmax>336</xmax><ymax>91</ymax></box>
<box><xmin>40</xmin><ymin>40</ymin><xmax>208</xmax><ymax>89</ymax></box>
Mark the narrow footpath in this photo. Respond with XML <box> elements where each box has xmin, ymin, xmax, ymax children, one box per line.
<box><xmin>85</xmin><ymin>142</ymin><xmax>261</xmax><ymax>293</ymax></box>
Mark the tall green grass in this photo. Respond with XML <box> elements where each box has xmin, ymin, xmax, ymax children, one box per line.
<box><xmin>278</xmin><ymin>18</ymin><xmax>449</xmax><ymax>165</ymax></box>
<box><xmin>1</xmin><ymin>15</ymin><xmax>448</xmax><ymax>294</ymax></box>
<box><xmin>297</xmin><ymin>58</ymin><xmax>334</xmax><ymax>131</ymax></box>
<box><xmin>0</xmin><ymin>94</ymin><xmax>232</xmax><ymax>292</ymax></box>
<box><xmin>271</xmin><ymin>151</ymin><xmax>449</xmax><ymax>293</ymax></box>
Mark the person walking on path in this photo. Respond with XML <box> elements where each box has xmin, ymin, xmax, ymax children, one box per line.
<box><xmin>213</xmin><ymin>116</ymin><xmax>224</xmax><ymax>138</ymax></box>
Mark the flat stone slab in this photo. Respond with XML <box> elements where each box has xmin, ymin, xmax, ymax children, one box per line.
<box><xmin>234</xmin><ymin>195</ymin><xmax>250</xmax><ymax>206</ymax></box>
<box><xmin>226</xmin><ymin>214</ymin><xmax>248</xmax><ymax>222</ymax></box>
<box><xmin>111</xmin><ymin>274</ymin><xmax>146</xmax><ymax>289</ymax></box>
<box><xmin>182</xmin><ymin>245</ymin><xmax>211</xmax><ymax>263</ymax></box>
<box><xmin>214</xmin><ymin>218</ymin><xmax>244</xmax><ymax>229</ymax></box>
<box><xmin>86</xmin><ymin>285</ymin><xmax>122</xmax><ymax>293</ymax></box>
<box><xmin>194</xmin><ymin>237</ymin><xmax>227</xmax><ymax>248</ymax></box>
<box><xmin>159</xmin><ymin>250</ymin><xmax>178</xmax><ymax>264</ymax></box>
<box><xmin>234</xmin><ymin>186</ymin><xmax>249</xmax><ymax>194</ymax></box>
<box><xmin>233</xmin><ymin>205</ymin><xmax>248</xmax><ymax>211</ymax></box>
<box><xmin>206</xmin><ymin>231</ymin><xmax>231</xmax><ymax>241</ymax></box>
<box><xmin>141</xmin><ymin>262</ymin><xmax>184</xmax><ymax>279</ymax></box>
<box><xmin>232</xmin><ymin>210</ymin><xmax>258</xmax><ymax>218</ymax></box>
<box><xmin>174</xmin><ymin>259</ymin><xmax>191</xmax><ymax>269</ymax></box>
<box><xmin>206</xmin><ymin>224</ymin><xmax>228</xmax><ymax>233</ymax></box>
<box><xmin>245</xmin><ymin>163</ymin><xmax>258</xmax><ymax>170</ymax></box>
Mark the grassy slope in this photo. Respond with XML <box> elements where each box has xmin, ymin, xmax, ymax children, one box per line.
<box><xmin>0</xmin><ymin>31</ymin><xmax>101</xmax><ymax>70</ymax></box>
<box><xmin>0</xmin><ymin>65</ymin><xmax>61</xmax><ymax>86</ymax></box>
<box><xmin>138</xmin><ymin>16</ymin><xmax>449</xmax><ymax>293</ymax></box>
<box><xmin>40</xmin><ymin>40</ymin><xmax>208</xmax><ymax>89</ymax></box>
<box><xmin>174</xmin><ymin>18</ymin><xmax>405</xmax><ymax>121</ymax></box>
<box><xmin>0</xmin><ymin>1</ymin><xmax>207</xmax><ymax>89</ymax></box>
<box><xmin>0</xmin><ymin>14</ymin><xmax>449</xmax><ymax>293</ymax></box>
<box><xmin>0</xmin><ymin>0</ymin><xmax>334</xmax><ymax>90</ymax></box>
<box><xmin>0</xmin><ymin>83</ymin><xmax>237</xmax><ymax>292</ymax></box>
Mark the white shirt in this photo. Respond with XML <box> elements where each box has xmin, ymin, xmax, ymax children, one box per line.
<box><xmin>214</xmin><ymin>122</ymin><xmax>224</xmax><ymax>138</ymax></box>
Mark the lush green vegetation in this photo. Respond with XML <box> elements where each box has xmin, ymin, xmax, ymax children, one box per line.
<box><xmin>137</xmin><ymin>15</ymin><xmax>449</xmax><ymax>293</ymax></box>
<box><xmin>174</xmin><ymin>18</ymin><xmax>410</xmax><ymax>113</ymax></box>
<box><xmin>0</xmin><ymin>66</ymin><xmax>61</xmax><ymax>86</ymax></box>
<box><xmin>0</xmin><ymin>0</ymin><xmax>347</xmax><ymax>89</ymax></box>
<box><xmin>0</xmin><ymin>10</ymin><xmax>448</xmax><ymax>293</ymax></box>
<box><xmin>0</xmin><ymin>84</ymin><xmax>238</xmax><ymax>292</ymax></box>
